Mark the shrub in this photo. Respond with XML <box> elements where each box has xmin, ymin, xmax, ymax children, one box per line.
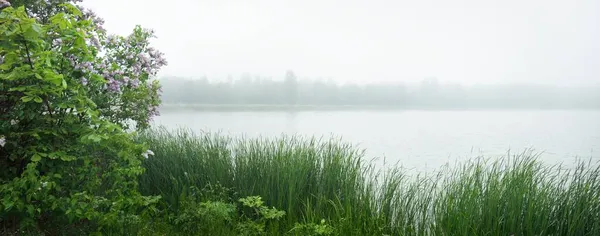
<box><xmin>170</xmin><ymin>185</ymin><xmax>287</xmax><ymax>236</ymax></box>
<box><xmin>288</xmin><ymin>220</ymin><xmax>335</xmax><ymax>236</ymax></box>
<box><xmin>0</xmin><ymin>1</ymin><xmax>166</xmax><ymax>233</ymax></box>
<box><xmin>172</xmin><ymin>186</ymin><xmax>237</xmax><ymax>235</ymax></box>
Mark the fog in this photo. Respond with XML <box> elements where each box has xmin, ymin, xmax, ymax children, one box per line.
<box><xmin>83</xmin><ymin>0</ymin><xmax>599</xmax><ymax>86</ymax></box>
<box><xmin>159</xmin><ymin>74</ymin><xmax>600</xmax><ymax>109</ymax></box>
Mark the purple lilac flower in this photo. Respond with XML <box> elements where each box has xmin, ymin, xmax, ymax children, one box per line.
<box><xmin>81</xmin><ymin>77</ymin><xmax>88</xmax><ymax>86</ymax></box>
<box><xmin>130</xmin><ymin>79</ymin><xmax>140</xmax><ymax>88</ymax></box>
<box><xmin>90</xmin><ymin>35</ymin><xmax>101</xmax><ymax>49</ymax></box>
<box><xmin>142</xmin><ymin>28</ymin><xmax>155</xmax><ymax>35</ymax></box>
<box><xmin>106</xmin><ymin>35</ymin><xmax>117</xmax><ymax>45</ymax></box>
<box><xmin>107</xmin><ymin>78</ymin><xmax>121</xmax><ymax>92</ymax></box>
<box><xmin>157</xmin><ymin>57</ymin><xmax>168</xmax><ymax>67</ymax></box>
<box><xmin>81</xmin><ymin>8</ymin><xmax>106</xmax><ymax>33</ymax></box>
<box><xmin>151</xmin><ymin>107</ymin><xmax>160</xmax><ymax>117</ymax></box>
<box><xmin>127</xmin><ymin>35</ymin><xmax>139</xmax><ymax>45</ymax></box>
<box><xmin>85</xmin><ymin>62</ymin><xmax>93</xmax><ymax>71</ymax></box>
<box><xmin>149</xmin><ymin>109</ymin><xmax>160</xmax><ymax>117</ymax></box>
<box><xmin>67</xmin><ymin>55</ymin><xmax>76</xmax><ymax>66</ymax></box>
<box><xmin>0</xmin><ymin>0</ymin><xmax>10</xmax><ymax>8</ymax></box>
<box><xmin>138</xmin><ymin>53</ymin><xmax>149</xmax><ymax>64</ymax></box>
<box><xmin>73</xmin><ymin>61</ymin><xmax>93</xmax><ymax>73</ymax></box>
<box><xmin>102</xmin><ymin>71</ymin><xmax>111</xmax><ymax>79</ymax></box>
<box><xmin>132</xmin><ymin>63</ymin><xmax>142</xmax><ymax>77</ymax></box>
<box><xmin>147</xmin><ymin>47</ymin><xmax>156</xmax><ymax>55</ymax></box>
<box><xmin>97</xmin><ymin>61</ymin><xmax>107</xmax><ymax>70</ymax></box>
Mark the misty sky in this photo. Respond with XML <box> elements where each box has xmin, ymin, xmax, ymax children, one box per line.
<box><xmin>82</xmin><ymin>0</ymin><xmax>599</xmax><ymax>85</ymax></box>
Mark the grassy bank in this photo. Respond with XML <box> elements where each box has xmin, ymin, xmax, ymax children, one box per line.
<box><xmin>131</xmin><ymin>127</ymin><xmax>600</xmax><ymax>235</ymax></box>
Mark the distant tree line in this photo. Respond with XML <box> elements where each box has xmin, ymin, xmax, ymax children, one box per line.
<box><xmin>158</xmin><ymin>71</ymin><xmax>600</xmax><ymax>109</ymax></box>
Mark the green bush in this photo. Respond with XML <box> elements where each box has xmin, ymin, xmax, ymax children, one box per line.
<box><xmin>167</xmin><ymin>185</ymin><xmax>286</xmax><ymax>236</ymax></box>
<box><xmin>288</xmin><ymin>220</ymin><xmax>335</xmax><ymax>236</ymax></box>
<box><xmin>172</xmin><ymin>186</ymin><xmax>237</xmax><ymax>235</ymax></box>
<box><xmin>0</xmin><ymin>1</ymin><xmax>166</xmax><ymax>234</ymax></box>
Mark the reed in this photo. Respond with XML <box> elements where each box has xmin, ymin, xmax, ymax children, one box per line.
<box><xmin>137</xmin><ymin>127</ymin><xmax>600</xmax><ymax>235</ymax></box>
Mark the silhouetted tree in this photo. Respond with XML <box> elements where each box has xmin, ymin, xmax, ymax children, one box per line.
<box><xmin>284</xmin><ymin>70</ymin><xmax>298</xmax><ymax>105</ymax></box>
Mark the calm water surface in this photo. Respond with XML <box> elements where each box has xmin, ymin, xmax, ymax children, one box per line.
<box><xmin>153</xmin><ymin>110</ymin><xmax>600</xmax><ymax>172</ymax></box>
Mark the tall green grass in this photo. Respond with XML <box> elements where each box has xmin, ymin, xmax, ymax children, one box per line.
<box><xmin>137</xmin><ymin>127</ymin><xmax>600</xmax><ymax>235</ymax></box>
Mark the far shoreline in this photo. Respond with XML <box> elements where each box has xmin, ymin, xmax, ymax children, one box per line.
<box><xmin>159</xmin><ymin>103</ymin><xmax>600</xmax><ymax>112</ymax></box>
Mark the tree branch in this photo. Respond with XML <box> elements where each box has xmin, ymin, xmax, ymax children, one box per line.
<box><xmin>18</xmin><ymin>18</ymin><xmax>54</xmax><ymax>118</ymax></box>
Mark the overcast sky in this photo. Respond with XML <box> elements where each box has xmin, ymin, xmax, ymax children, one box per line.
<box><xmin>82</xmin><ymin>0</ymin><xmax>599</xmax><ymax>85</ymax></box>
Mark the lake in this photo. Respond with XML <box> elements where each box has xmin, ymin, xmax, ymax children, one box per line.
<box><xmin>153</xmin><ymin>109</ymin><xmax>600</xmax><ymax>173</ymax></box>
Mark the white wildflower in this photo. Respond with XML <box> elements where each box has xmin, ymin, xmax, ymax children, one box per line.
<box><xmin>142</xmin><ymin>149</ymin><xmax>154</xmax><ymax>159</ymax></box>
<box><xmin>0</xmin><ymin>136</ymin><xmax>5</xmax><ymax>147</ymax></box>
<box><xmin>10</xmin><ymin>119</ymin><xmax>18</xmax><ymax>125</ymax></box>
<box><xmin>41</xmin><ymin>182</ymin><xmax>48</xmax><ymax>188</ymax></box>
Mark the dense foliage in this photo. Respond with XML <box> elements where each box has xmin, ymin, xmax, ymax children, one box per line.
<box><xmin>0</xmin><ymin>0</ymin><xmax>166</xmax><ymax>233</ymax></box>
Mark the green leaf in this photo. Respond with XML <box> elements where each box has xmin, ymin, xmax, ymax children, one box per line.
<box><xmin>62</xmin><ymin>79</ymin><xmax>67</xmax><ymax>89</ymax></box>
<box><xmin>45</xmin><ymin>73</ymin><xmax>62</xmax><ymax>86</ymax></box>
<box><xmin>34</xmin><ymin>97</ymin><xmax>43</xmax><ymax>103</ymax></box>
<box><xmin>51</xmin><ymin>13</ymin><xmax>68</xmax><ymax>29</ymax></box>
<box><xmin>60</xmin><ymin>3</ymin><xmax>83</xmax><ymax>16</ymax></box>
<box><xmin>0</xmin><ymin>52</ymin><xmax>17</xmax><ymax>70</ymax></box>
<box><xmin>9</xmin><ymin>86</ymin><xmax>28</xmax><ymax>92</ymax></box>
<box><xmin>31</xmin><ymin>154</ymin><xmax>42</xmax><ymax>162</ymax></box>
<box><xmin>59</xmin><ymin>155</ymin><xmax>76</xmax><ymax>161</ymax></box>
<box><xmin>3</xmin><ymin>199</ymin><xmax>14</xmax><ymax>211</ymax></box>
<box><xmin>74</xmin><ymin>37</ymin><xmax>85</xmax><ymax>48</ymax></box>
<box><xmin>24</xmin><ymin>24</ymin><xmax>40</xmax><ymax>40</ymax></box>
<box><xmin>88</xmin><ymin>134</ymin><xmax>102</xmax><ymax>142</ymax></box>
<box><xmin>27</xmin><ymin>205</ymin><xmax>35</xmax><ymax>216</ymax></box>
<box><xmin>21</xmin><ymin>96</ymin><xmax>33</xmax><ymax>102</ymax></box>
<box><xmin>31</xmin><ymin>24</ymin><xmax>42</xmax><ymax>33</ymax></box>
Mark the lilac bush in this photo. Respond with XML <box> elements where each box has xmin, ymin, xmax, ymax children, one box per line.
<box><xmin>0</xmin><ymin>1</ymin><xmax>167</xmax><ymax>233</ymax></box>
<box><xmin>15</xmin><ymin>0</ymin><xmax>168</xmax><ymax>129</ymax></box>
